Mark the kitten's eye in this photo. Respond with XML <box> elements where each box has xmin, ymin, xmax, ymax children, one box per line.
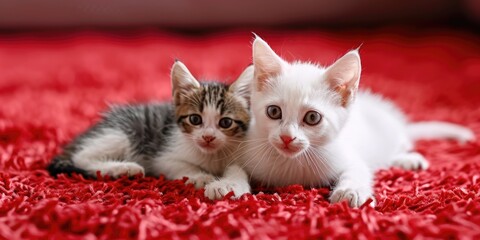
<box><xmin>189</xmin><ymin>114</ymin><xmax>202</xmax><ymax>125</ymax></box>
<box><xmin>266</xmin><ymin>105</ymin><xmax>282</xmax><ymax>120</ymax></box>
<box><xmin>303</xmin><ymin>111</ymin><xmax>322</xmax><ymax>126</ymax></box>
<box><xmin>219</xmin><ymin>117</ymin><xmax>233</xmax><ymax>128</ymax></box>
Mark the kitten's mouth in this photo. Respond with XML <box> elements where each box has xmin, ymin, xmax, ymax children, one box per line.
<box><xmin>198</xmin><ymin>142</ymin><xmax>219</xmax><ymax>153</ymax></box>
<box><xmin>274</xmin><ymin>144</ymin><xmax>303</xmax><ymax>158</ymax></box>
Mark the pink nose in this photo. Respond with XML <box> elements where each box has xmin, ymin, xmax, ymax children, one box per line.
<box><xmin>280</xmin><ymin>135</ymin><xmax>295</xmax><ymax>145</ymax></box>
<box><xmin>202</xmin><ymin>135</ymin><xmax>216</xmax><ymax>143</ymax></box>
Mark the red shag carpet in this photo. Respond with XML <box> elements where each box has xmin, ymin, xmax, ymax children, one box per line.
<box><xmin>1</xmin><ymin>29</ymin><xmax>480</xmax><ymax>239</ymax></box>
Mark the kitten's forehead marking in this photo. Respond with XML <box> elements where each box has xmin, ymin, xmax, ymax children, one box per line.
<box><xmin>200</xmin><ymin>83</ymin><xmax>228</xmax><ymax>114</ymax></box>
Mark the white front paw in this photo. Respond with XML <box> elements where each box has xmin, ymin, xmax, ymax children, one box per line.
<box><xmin>204</xmin><ymin>180</ymin><xmax>250</xmax><ymax>200</ymax></box>
<box><xmin>456</xmin><ymin>128</ymin><xmax>476</xmax><ymax>144</ymax></box>
<box><xmin>330</xmin><ymin>186</ymin><xmax>374</xmax><ymax>208</ymax></box>
<box><xmin>185</xmin><ymin>174</ymin><xmax>216</xmax><ymax>189</ymax></box>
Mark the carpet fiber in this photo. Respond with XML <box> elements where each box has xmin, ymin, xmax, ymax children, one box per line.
<box><xmin>1</xmin><ymin>29</ymin><xmax>479</xmax><ymax>239</ymax></box>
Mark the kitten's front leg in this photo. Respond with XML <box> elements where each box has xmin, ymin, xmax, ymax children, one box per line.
<box><xmin>185</xmin><ymin>172</ymin><xmax>216</xmax><ymax>189</ymax></box>
<box><xmin>204</xmin><ymin>164</ymin><xmax>251</xmax><ymax>200</ymax></box>
<box><xmin>329</xmin><ymin>156</ymin><xmax>375</xmax><ymax>207</ymax></box>
<box><xmin>155</xmin><ymin>158</ymin><xmax>215</xmax><ymax>189</ymax></box>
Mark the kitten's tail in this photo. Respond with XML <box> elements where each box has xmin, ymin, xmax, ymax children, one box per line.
<box><xmin>47</xmin><ymin>156</ymin><xmax>89</xmax><ymax>177</ymax></box>
<box><xmin>406</xmin><ymin>121</ymin><xmax>475</xmax><ymax>143</ymax></box>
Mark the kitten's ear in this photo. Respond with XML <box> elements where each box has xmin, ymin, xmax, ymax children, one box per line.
<box><xmin>325</xmin><ymin>50</ymin><xmax>361</xmax><ymax>107</ymax></box>
<box><xmin>171</xmin><ymin>60</ymin><xmax>200</xmax><ymax>105</ymax></box>
<box><xmin>229</xmin><ymin>64</ymin><xmax>254</xmax><ymax>104</ymax></box>
<box><xmin>253</xmin><ymin>36</ymin><xmax>285</xmax><ymax>91</ymax></box>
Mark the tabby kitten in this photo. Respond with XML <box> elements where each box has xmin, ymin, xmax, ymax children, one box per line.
<box><xmin>48</xmin><ymin>61</ymin><xmax>253</xmax><ymax>194</ymax></box>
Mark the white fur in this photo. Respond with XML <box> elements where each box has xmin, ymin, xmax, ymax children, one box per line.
<box><xmin>407</xmin><ymin>121</ymin><xmax>475</xmax><ymax>142</ymax></box>
<box><xmin>72</xmin><ymin>128</ymin><xmax>145</xmax><ymax>178</ymax></box>
<box><xmin>152</xmin><ymin>127</ymin><xmax>233</xmax><ymax>185</ymax></box>
<box><xmin>151</xmin><ymin>124</ymin><xmax>252</xmax><ymax>197</ymax></box>
<box><xmin>204</xmin><ymin>165</ymin><xmax>250</xmax><ymax>200</ymax></box>
<box><xmin>224</xmin><ymin>36</ymin><xmax>475</xmax><ymax>207</ymax></box>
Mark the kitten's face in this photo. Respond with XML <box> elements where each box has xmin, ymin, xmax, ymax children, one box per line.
<box><xmin>251</xmin><ymin>67</ymin><xmax>340</xmax><ymax>158</ymax></box>
<box><xmin>251</xmin><ymin>37</ymin><xmax>361</xmax><ymax>158</ymax></box>
<box><xmin>171</xmin><ymin>61</ymin><xmax>252</xmax><ymax>154</ymax></box>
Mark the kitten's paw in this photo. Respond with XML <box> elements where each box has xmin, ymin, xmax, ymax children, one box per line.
<box><xmin>391</xmin><ymin>152</ymin><xmax>429</xmax><ymax>170</ymax></box>
<box><xmin>186</xmin><ymin>174</ymin><xmax>216</xmax><ymax>189</ymax></box>
<box><xmin>204</xmin><ymin>180</ymin><xmax>250</xmax><ymax>200</ymax></box>
<box><xmin>103</xmin><ymin>162</ymin><xmax>145</xmax><ymax>178</ymax></box>
<box><xmin>330</xmin><ymin>186</ymin><xmax>374</xmax><ymax>208</ymax></box>
<box><xmin>455</xmin><ymin>128</ymin><xmax>476</xmax><ymax>144</ymax></box>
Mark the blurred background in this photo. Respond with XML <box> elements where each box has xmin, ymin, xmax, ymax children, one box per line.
<box><xmin>0</xmin><ymin>0</ymin><xmax>479</xmax><ymax>131</ymax></box>
<box><xmin>0</xmin><ymin>0</ymin><xmax>479</xmax><ymax>31</ymax></box>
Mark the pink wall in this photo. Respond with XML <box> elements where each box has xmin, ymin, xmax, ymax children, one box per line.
<box><xmin>0</xmin><ymin>0</ymin><xmax>478</xmax><ymax>29</ymax></box>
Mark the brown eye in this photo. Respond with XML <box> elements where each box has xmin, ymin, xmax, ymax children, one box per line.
<box><xmin>219</xmin><ymin>117</ymin><xmax>233</xmax><ymax>128</ymax></box>
<box><xmin>266</xmin><ymin>105</ymin><xmax>282</xmax><ymax>120</ymax></box>
<box><xmin>189</xmin><ymin>114</ymin><xmax>202</xmax><ymax>125</ymax></box>
<box><xmin>303</xmin><ymin>111</ymin><xmax>322</xmax><ymax>126</ymax></box>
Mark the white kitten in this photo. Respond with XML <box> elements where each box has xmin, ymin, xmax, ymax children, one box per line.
<box><xmin>218</xmin><ymin>36</ymin><xmax>475</xmax><ymax>207</ymax></box>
